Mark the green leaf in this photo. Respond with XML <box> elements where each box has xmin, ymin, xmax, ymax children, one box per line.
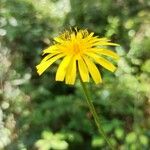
<box><xmin>139</xmin><ymin>135</ymin><xmax>149</xmax><ymax>145</ymax></box>
<box><xmin>42</xmin><ymin>131</ymin><xmax>53</xmax><ymax>140</ymax></box>
<box><xmin>51</xmin><ymin>140</ymin><xmax>68</xmax><ymax>150</ymax></box>
<box><xmin>92</xmin><ymin>136</ymin><xmax>105</xmax><ymax>147</ymax></box>
<box><xmin>114</xmin><ymin>128</ymin><xmax>124</xmax><ymax>140</ymax></box>
<box><xmin>125</xmin><ymin>132</ymin><xmax>137</xmax><ymax>144</ymax></box>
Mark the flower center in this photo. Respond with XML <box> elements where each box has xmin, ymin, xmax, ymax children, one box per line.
<box><xmin>73</xmin><ymin>43</ymin><xmax>80</xmax><ymax>54</ymax></box>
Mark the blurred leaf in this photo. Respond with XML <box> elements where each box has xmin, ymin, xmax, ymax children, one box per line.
<box><xmin>114</xmin><ymin>128</ymin><xmax>124</xmax><ymax>140</ymax></box>
<box><xmin>139</xmin><ymin>135</ymin><xmax>149</xmax><ymax>146</ymax></box>
<box><xmin>35</xmin><ymin>131</ymin><xmax>68</xmax><ymax>150</ymax></box>
<box><xmin>141</xmin><ymin>60</ymin><xmax>150</xmax><ymax>73</ymax></box>
<box><xmin>92</xmin><ymin>136</ymin><xmax>105</xmax><ymax>147</ymax></box>
<box><xmin>125</xmin><ymin>132</ymin><xmax>137</xmax><ymax>144</ymax></box>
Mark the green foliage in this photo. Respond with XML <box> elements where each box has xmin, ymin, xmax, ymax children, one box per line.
<box><xmin>0</xmin><ymin>0</ymin><xmax>150</xmax><ymax>149</ymax></box>
<box><xmin>35</xmin><ymin>131</ymin><xmax>68</xmax><ymax>150</ymax></box>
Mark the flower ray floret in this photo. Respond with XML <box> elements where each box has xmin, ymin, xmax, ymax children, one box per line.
<box><xmin>36</xmin><ymin>29</ymin><xmax>119</xmax><ymax>84</ymax></box>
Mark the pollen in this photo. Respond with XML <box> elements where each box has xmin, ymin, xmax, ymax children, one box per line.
<box><xmin>73</xmin><ymin>43</ymin><xmax>80</xmax><ymax>54</ymax></box>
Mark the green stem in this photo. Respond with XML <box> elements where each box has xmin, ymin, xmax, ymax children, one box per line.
<box><xmin>79</xmin><ymin>78</ymin><xmax>114</xmax><ymax>150</ymax></box>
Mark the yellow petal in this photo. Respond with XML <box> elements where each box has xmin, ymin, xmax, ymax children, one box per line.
<box><xmin>71</xmin><ymin>33</ymin><xmax>75</xmax><ymax>40</ymax></box>
<box><xmin>55</xmin><ymin>55</ymin><xmax>72</xmax><ymax>81</ymax></box>
<box><xmin>90</xmin><ymin>48</ymin><xmax>120</xmax><ymax>60</ymax></box>
<box><xmin>83</xmin><ymin>56</ymin><xmax>102</xmax><ymax>84</ymax></box>
<box><xmin>83</xmin><ymin>32</ymin><xmax>94</xmax><ymax>42</ymax></box>
<box><xmin>36</xmin><ymin>54</ymin><xmax>65</xmax><ymax>75</ymax></box>
<box><xmin>86</xmin><ymin>52</ymin><xmax>116</xmax><ymax>72</ymax></box>
<box><xmin>88</xmin><ymin>38</ymin><xmax>103</xmax><ymax>44</ymax></box>
<box><xmin>97</xmin><ymin>57</ymin><xmax>116</xmax><ymax>72</ymax></box>
<box><xmin>41</xmin><ymin>53</ymin><xmax>58</xmax><ymax>63</ymax></box>
<box><xmin>54</xmin><ymin>37</ymin><xmax>64</xmax><ymax>43</ymax></box>
<box><xmin>88</xmin><ymin>32</ymin><xmax>94</xmax><ymax>38</ymax></box>
<box><xmin>78</xmin><ymin>57</ymin><xmax>89</xmax><ymax>82</ymax></box>
<box><xmin>77</xmin><ymin>31</ymin><xmax>82</xmax><ymax>39</ymax></box>
<box><xmin>93</xmin><ymin>41</ymin><xmax>119</xmax><ymax>46</ymax></box>
<box><xmin>88</xmin><ymin>37</ymin><xmax>109</xmax><ymax>44</ymax></box>
<box><xmin>65</xmin><ymin>57</ymin><xmax>76</xmax><ymax>85</ymax></box>
<box><xmin>42</xmin><ymin>45</ymin><xmax>59</xmax><ymax>55</ymax></box>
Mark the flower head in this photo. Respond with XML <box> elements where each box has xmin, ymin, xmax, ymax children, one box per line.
<box><xmin>36</xmin><ymin>29</ymin><xmax>119</xmax><ymax>84</ymax></box>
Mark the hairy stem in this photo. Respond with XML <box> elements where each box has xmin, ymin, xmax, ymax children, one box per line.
<box><xmin>79</xmin><ymin>78</ymin><xmax>114</xmax><ymax>149</ymax></box>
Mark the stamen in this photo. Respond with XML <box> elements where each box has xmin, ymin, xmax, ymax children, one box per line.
<box><xmin>60</xmin><ymin>30</ymin><xmax>71</xmax><ymax>40</ymax></box>
<box><xmin>81</xmin><ymin>29</ymin><xmax>89</xmax><ymax>38</ymax></box>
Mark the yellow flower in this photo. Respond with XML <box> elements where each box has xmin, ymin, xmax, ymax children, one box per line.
<box><xmin>36</xmin><ymin>29</ymin><xmax>119</xmax><ymax>85</ymax></box>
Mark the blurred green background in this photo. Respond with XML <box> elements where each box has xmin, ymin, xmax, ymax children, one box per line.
<box><xmin>0</xmin><ymin>0</ymin><xmax>150</xmax><ymax>149</ymax></box>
